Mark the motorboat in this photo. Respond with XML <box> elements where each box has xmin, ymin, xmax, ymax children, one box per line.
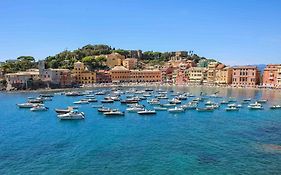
<box><xmin>57</xmin><ymin>111</ymin><xmax>85</xmax><ymax>120</ymax></box>
<box><xmin>39</xmin><ymin>94</ymin><xmax>54</xmax><ymax>98</ymax></box>
<box><xmin>243</xmin><ymin>98</ymin><xmax>251</xmax><ymax>102</ymax></box>
<box><xmin>248</xmin><ymin>103</ymin><xmax>263</xmax><ymax>110</ymax></box>
<box><xmin>92</xmin><ymin>104</ymin><xmax>103</xmax><ymax>108</ymax></box>
<box><xmin>153</xmin><ymin>107</ymin><xmax>168</xmax><ymax>111</ymax></box>
<box><xmin>87</xmin><ymin>98</ymin><xmax>98</xmax><ymax>102</ymax></box>
<box><xmin>120</xmin><ymin>99</ymin><xmax>139</xmax><ymax>104</ymax></box>
<box><xmin>95</xmin><ymin>91</ymin><xmax>106</xmax><ymax>95</ymax></box>
<box><xmin>73</xmin><ymin>99</ymin><xmax>89</xmax><ymax>104</ymax></box>
<box><xmin>160</xmin><ymin>103</ymin><xmax>176</xmax><ymax>107</ymax></box>
<box><xmin>168</xmin><ymin>98</ymin><xmax>181</xmax><ymax>104</ymax></box>
<box><xmin>225</xmin><ymin>106</ymin><xmax>239</xmax><ymax>111</ymax></box>
<box><xmin>257</xmin><ymin>99</ymin><xmax>267</xmax><ymax>103</ymax></box>
<box><xmin>168</xmin><ymin>107</ymin><xmax>184</xmax><ymax>113</ymax></box>
<box><xmin>98</xmin><ymin>107</ymin><xmax>117</xmax><ymax>113</ymax></box>
<box><xmin>101</xmin><ymin>99</ymin><xmax>114</xmax><ymax>103</ymax></box>
<box><xmin>147</xmin><ymin>99</ymin><xmax>160</xmax><ymax>105</ymax></box>
<box><xmin>17</xmin><ymin>103</ymin><xmax>35</xmax><ymax>108</ymax></box>
<box><xmin>28</xmin><ymin>99</ymin><xmax>43</xmax><ymax>104</ymax></box>
<box><xmin>55</xmin><ymin>107</ymin><xmax>74</xmax><ymax>114</ymax></box>
<box><xmin>196</xmin><ymin>107</ymin><xmax>215</xmax><ymax>112</ymax></box>
<box><xmin>220</xmin><ymin>100</ymin><xmax>229</xmax><ymax>104</ymax></box>
<box><xmin>103</xmin><ymin>110</ymin><xmax>124</xmax><ymax>116</ymax></box>
<box><xmin>138</xmin><ymin>110</ymin><xmax>156</xmax><ymax>115</ymax></box>
<box><xmin>270</xmin><ymin>105</ymin><xmax>281</xmax><ymax>109</ymax></box>
<box><xmin>65</xmin><ymin>92</ymin><xmax>82</xmax><ymax>96</ymax></box>
<box><xmin>126</xmin><ymin>107</ymin><xmax>144</xmax><ymax>112</ymax></box>
<box><xmin>30</xmin><ymin>105</ymin><xmax>48</xmax><ymax>112</ymax></box>
<box><xmin>127</xmin><ymin>104</ymin><xmax>145</xmax><ymax>108</ymax></box>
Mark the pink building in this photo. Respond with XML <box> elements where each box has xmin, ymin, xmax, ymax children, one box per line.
<box><xmin>262</xmin><ymin>64</ymin><xmax>281</xmax><ymax>87</ymax></box>
<box><xmin>232</xmin><ymin>66</ymin><xmax>260</xmax><ymax>87</ymax></box>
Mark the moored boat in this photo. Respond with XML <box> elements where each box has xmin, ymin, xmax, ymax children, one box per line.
<box><xmin>137</xmin><ymin>110</ymin><xmax>156</xmax><ymax>115</ymax></box>
<box><xmin>57</xmin><ymin>111</ymin><xmax>85</xmax><ymax>120</ymax></box>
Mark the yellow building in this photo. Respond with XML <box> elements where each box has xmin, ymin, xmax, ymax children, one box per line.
<box><xmin>277</xmin><ymin>65</ymin><xmax>281</xmax><ymax>87</ymax></box>
<box><xmin>207</xmin><ymin>62</ymin><xmax>219</xmax><ymax>83</ymax></box>
<box><xmin>123</xmin><ymin>58</ymin><xmax>137</xmax><ymax>70</ymax></box>
<box><xmin>215</xmin><ymin>67</ymin><xmax>233</xmax><ymax>85</ymax></box>
<box><xmin>104</xmin><ymin>53</ymin><xmax>125</xmax><ymax>68</ymax></box>
<box><xmin>73</xmin><ymin>62</ymin><xmax>96</xmax><ymax>84</ymax></box>
<box><xmin>110</xmin><ymin>66</ymin><xmax>161</xmax><ymax>83</ymax></box>
<box><xmin>188</xmin><ymin>67</ymin><xmax>208</xmax><ymax>83</ymax></box>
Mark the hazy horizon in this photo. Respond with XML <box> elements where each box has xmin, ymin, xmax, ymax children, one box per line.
<box><xmin>1</xmin><ymin>0</ymin><xmax>281</xmax><ymax>65</ymax></box>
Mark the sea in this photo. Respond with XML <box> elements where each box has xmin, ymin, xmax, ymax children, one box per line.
<box><xmin>0</xmin><ymin>86</ymin><xmax>281</xmax><ymax>175</ymax></box>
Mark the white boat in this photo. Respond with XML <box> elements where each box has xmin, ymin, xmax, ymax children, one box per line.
<box><xmin>225</xmin><ymin>106</ymin><xmax>239</xmax><ymax>111</ymax></box>
<box><xmin>153</xmin><ymin>107</ymin><xmax>168</xmax><ymax>111</ymax></box>
<box><xmin>101</xmin><ymin>99</ymin><xmax>114</xmax><ymax>103</ymax></box>
<box><xmin>30</xmin><ymin>105</ymin><xmax>48</xmax><ymax>112</ymax></box>
<box><xmin>73</xmin><ymin>99</ymin><xmax>89</xmax><ymax>104</ymax></box>
<box><xmin>127</xmin><ymin>104</ymin><xmax>145</xmax><ymax>108</ymax></box>
<box><xmin>161</xmin><ymin>103</ymin><xmax>176</xmax><ymax>107</ymax></box>
<box><xmin>270</xmin><ymin>105</ymin><xmax>281</xmax><ymax>109</ymax></box>
<box><xmin>138</xmin><ymin>110</ymin><xmax>156</xmax><ymax>115</ymax></box>
<box><xmin>168</xmin><ymin>107</ymin><xmax>184</xmax><ymax>113</ymax></box>
<box><xmin>257</xmin><ymin>99</ymin><xmax>267</xmax><ymax>103</ymax></box>
<box><xmin>147</xmin><ymin>99</ymin><xmax>160</xmax><ymax>105</ymax></box>
<box><xmin>103</xmin><ymin>111</ymin><xmax>124</xmax><ymax>116</ymax></box>
<box><xmin>126</xmin><ymin>107</ymin><xmax>144</xmax><ymax>112</ymax></box>
<box><xmin>57</xmin><ymin>111</ymin><xmax>85</xmax><ymax>120</ymax></box>
<box><xmin>168</xmin><ymin>98</ymin><xmax>181</xmax><ymax>104</ymax></box>
<box><xmin>248</xmin><ymin>103</ymin><xmax>263</xmax><ymax>110</ymax></box>
<box><xmin>17</xmin><ymin>103</ymin><xmax>35</xmax><ymax>108</ymax></box>
<box><xmin>87</xmin><ymin>98</ymin><xmax>98</xmax><ymax>102</ymax></box>
<box><xmin>92</xmin><ymin>104</ymin><xmax>104</xmax><ymax>108</ymax></box>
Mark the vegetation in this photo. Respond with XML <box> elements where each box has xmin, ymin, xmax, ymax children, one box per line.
<box><xmin>0</xmin><ymin>44</ymin><xmax>218</xmax><ymax>72</ymax></box>
<box><xmin>0</xmin><ymin>56</ymin><xmax>37</xmax><ymax>73</ymax></box>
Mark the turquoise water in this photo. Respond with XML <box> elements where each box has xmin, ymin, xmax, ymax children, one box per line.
<box><xmin>1</xmin><ymin>87</ymin><xmax>281</xmax><ymax>175</ymax></box>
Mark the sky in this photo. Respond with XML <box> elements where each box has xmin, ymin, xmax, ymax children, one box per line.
<box><xmin>0</xmin><ymin>0</ymin><xmax>281</xmax><ymax>65</ymax></box>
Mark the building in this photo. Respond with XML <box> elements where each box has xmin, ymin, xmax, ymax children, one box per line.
<box><xmin>128</xmin><ymin>50</ymin><xmax>142</xmax><ymax>59</ymax></box>
<box><xmin>122</xmin><ymin>58</ymin><xmax>137</xmax><ymax>70</ymax></box>
<box><xmin>277</xmin><ymin>66</ymin><xmax>281</xmax><ymax>88</ymax></box>
<box><xmin>232</xmin><ymin>66</ymin><xmax>260</xmax><ymax>87</ymax></box>
<box><xmin>130</xmin><ymin>69</ymin><xmax>162</xmax><ymax>83</ymax></box>
<box><xmin>161</xmin><ymin>66</ymin><xmax>175</xmax><ymax>83</ymax></box>
<box><xmin>110</xmin><ymin>66</ymin><xmax>161</xmax><ymax>83</ymax></box>
<box><xmin>5</xmin><ymin>69</ymin><xmax>40</xmax><ymax>90</ymax></box>
<box><xmin>207</xmin><ymin>62</ymin><xmax>219</xmax><ymax>84</ymax></box>
<box><xmin>96</xmin><ymin>70</ymin><xmax>112</xmax><ymax>83</ymax></box>
<box><xmin>39</xmin><ymin>61</ymin><xmax>72</xmax><ymax>88</ymax></box>
<box><xmin>104</xmin><ymin>53</ymin><xmax>125</xmax><ymax>68</ymax></box>
<box><xmin>215</xmin><ymin>67</ymin><xmax>233</xmax><ymax>85</ymax></box>
<box><xmin>262</xmin><ymin>64</ymin><xmax>281</xmax><ymax>87</ymax></box>
<box><xmin>73</xmin><ymin>62</ymin><xmax>96</xmax><ymax>84</ymax></box>
<box><xmin>188</xmin><ymin>67</ymin><xmax>208</xmax><ymax>84</ymax></box>
<box><xmin>0</xmin><ymin>68</ymin><xmax>4</xmax><ymax>79</ymax></box>
<box><xmin>110</xmin><ymin>66</ymin><xmax>131</xmax><ymax>83</ymax></box>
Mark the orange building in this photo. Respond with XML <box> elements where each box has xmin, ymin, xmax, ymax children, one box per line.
<box><xmin>232</xmin><ymin>66</ymin><xmax>260</xmax><ymax>87</ymax></box>
<box><xmin>110</xmin><ymin>66</ymin><xmax>161</xmax><ymax>83</ymax></box>
<box><xmin>215</xmin><ymin>67</ymin><xmax>233</xmax><ymax>85</ymax></box>
<box><xmin>122</xmin><ymin>58</ymin><xmax>137</xmax><ymax>70</ymax></box>
<box><xmin>262</xmin><ymin>64</ymin><xmax>281</xmax><ymax>87</ymax></box>
<box><xmin>73</xmin><ymin>62</ymin><xmax>96</xmax><ymax>84</ymax></box>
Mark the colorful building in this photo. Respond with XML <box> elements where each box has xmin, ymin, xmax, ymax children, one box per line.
<box><xmin>207</xmin><ymin>62</ymin><xmax>219</xmax><ymax>84</ymax></box>
<box><xmin>5</xmin><ymin>69</ymin><xmax>40</xmax><ymax>90</ymax></box>
<box><xmin>96</xmin><ymin>70</ymin><xmax>112</xmax><ymax>83</ymax></box>
<box><xmin>122</xmin><ymin>58</ymin><xmax>137</xmax><ymax>70</ymax></box>
<box><xmin>73</xmin><ymin>62</ymin><xmax>96</xmax><ymax>84</ymax></box>
<box><xmin>110</xmin><ymin>66</ymin><xmax>161</xmax><ymax>83</ymax></box>
<box><xmin>161</xmin><ymin>66</ymin><xmax>175</xmax><ymax>83</ymax></box>
<box><xmin>277</xmin><ymin>66</ymin><xmax>281</xmax><ymax>87</ymax></box>
<box><xmin>215</xmin><ymin>67</ymin><xmax>233</xmax><ymax>85</ymax></box>
<box><xmin>104</xmin><ymin>53</ymin><xmax>125</xmax><ymax>68</ymax></box>
<box><xmin>232</xmin><ymin>66</ymin><xmax>260</xmax><ymax>87</ymax></box>
<box><xmin>188</xmin><ymin>67</ymin><xmax>208</xmax><ymax>84</ymax></box>
<box><xmin>262</xmin><ymin>64</ymin><xmax>281</xmax><ymax>87</ymax></box>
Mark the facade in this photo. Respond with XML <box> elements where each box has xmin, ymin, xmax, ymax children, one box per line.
<box><xmin>232</xmin><ymin>66</ymin><xmax>260</xmax><ymax>87</ymax></box>
<box><xmin>277</xmin><ymin>66</ymin><xmax>281</xmax><ymax>87</ymax></box>
<box><xmin>73</xmin><ymin>62</ymin><xmax>96</xmax><ymax>84</ymax></box>
<box><xmin>207</xmin><ymin>62</ymin><xmax>219</xmax><ymax>84</ymax></box>
<box><xmin>215</xmin><ymin>67</ymin><xmax>233</xmax><ymax>85</ymax></box>
<box><xmin>262</xmin><ymin>64</ymin><xmax>281</xmax><ymax>87</ymax></box>
<box><xmin>39</xmin><ymin>61</ymin><xmax>72</xmax><ymax>87</ymax></box>
<box><xmin>122</xmin><ymin>58</ymin><xmax>137</xmax><ymax>70</ymax></box>
<box><xmin>128</xmin><ymin>50</ymin><xmax>142</xmax><ymax>59</ymax></box>
<box><xmin>161</xmin><ymin>66</ymin><xmax>175</xmax><ymax>83</ymax></box>
<box><xmin>110</xmin><ymin>66</ymin><xmax>161</xmax><ymax>83</ymax></box>
<box><xmin>0</xmin><ymin>68</ymin><xmax>4</xmax><ymax>79</ymax></box>
<box><xmin>104</xmin><ymin>53</ymin><xmax>125</xmax><ymax>68</ymax></box>
<box><xmin>188</xmin><ymin>67</ymin><xmax>208</xmax><ymax>83</ymax></box>
<box><xmin>5</xmin><ymin>69</ymin><xmax>40</xmax><ymax>90</ymax></box>
<box><xmin>96</xmin><ymin>70</ymin><xmax>112</xmax><ymax>83</ymax></box>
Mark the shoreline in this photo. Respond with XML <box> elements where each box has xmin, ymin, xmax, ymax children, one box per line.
<box><xmin>2</xmin><ymin>83</ymin><xmax>280</xmax><ymax>94</ymax></box>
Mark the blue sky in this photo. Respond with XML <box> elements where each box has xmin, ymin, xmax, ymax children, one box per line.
<box><xmin>0</xmin><ymin>0</ymin><xmax>281</xmax><ymax>65</ymax></box>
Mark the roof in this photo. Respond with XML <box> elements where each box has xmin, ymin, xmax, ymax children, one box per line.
<box><xmin>111</xmin><ymin>66</ymin><xmax>129</xmax><ymax>71</ymax></box>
